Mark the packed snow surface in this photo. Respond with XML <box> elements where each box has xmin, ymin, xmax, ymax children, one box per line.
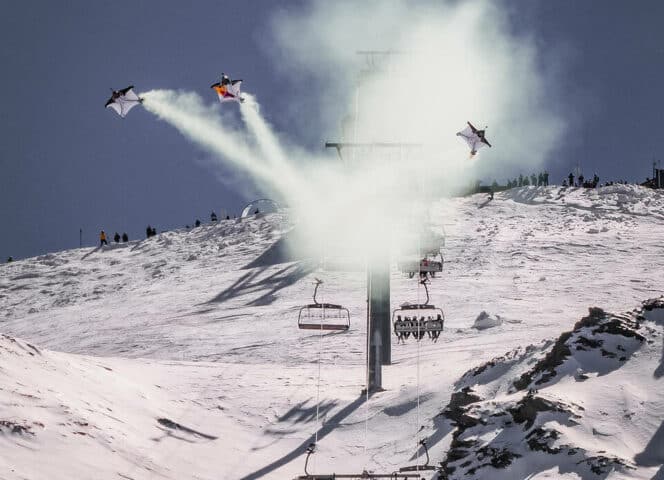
<box><xmin>1</xmin><ymin>185</ymin><xmax>663</xmax><ymax>479</ymax></box>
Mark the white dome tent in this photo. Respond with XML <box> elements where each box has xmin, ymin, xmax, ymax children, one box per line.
<box><xmin>240</xmin><ymin>198</ymin><xmax>279</xmax><ymax>218</ymax></box>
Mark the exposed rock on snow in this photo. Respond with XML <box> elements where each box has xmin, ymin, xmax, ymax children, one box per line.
<box><xmin>0</xmin><ymin>420</ymin><xmax>38</xmax><ymax>436</ymax></box>
<box><xmin>438</xmin><ymin>298</ymin><xmax>664</xmax><ymax>480</ymax></box>
<box><xmin>512</xmin><ymin>307</ymin><xmax>645</xmax><ymax>391</ymax></box>
<box><xmin>643</xmin><ymin>298</ymin><xmax>664</xmax><ymax>323</ymax></box>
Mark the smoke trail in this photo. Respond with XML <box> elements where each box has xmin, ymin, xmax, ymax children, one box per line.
<box><xmin>240</xmin><ymin>94</ymin><xmax>289</xmax><ymax>170</ymax></box>
<box><xmin>239</xmin><ymin>94</ymin><xmax>312</xmax><ymax>205</ymax></box>
<box><xmin>141</xmin><ymin>89</ymin><xmax>299</xmax><ymax>200</ymax></box>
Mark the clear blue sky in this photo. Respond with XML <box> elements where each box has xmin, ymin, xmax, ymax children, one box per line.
<box><xmin>1</xmin><ymin>0</ymin><xmax>663</xmax><ymax>260</ymax></box>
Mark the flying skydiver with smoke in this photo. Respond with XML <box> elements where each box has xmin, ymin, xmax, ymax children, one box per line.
<box><xmin>456</xmin><ymin>121</ymin><xmax>492</xmax><ymax>157</ymax></box>
<box><xmin>105</xmin><ymin>86</ymin><xmax>143</xmax><ymax>118</ymax></box>
<box><xmin>211</xmin><ymin>73</ymin><xmax>244</xmax><ymax>103</ymax></box>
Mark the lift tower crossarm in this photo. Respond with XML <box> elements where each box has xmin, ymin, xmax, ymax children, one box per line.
<box><xmin>324</xmin><ymin>142</ymin><xmax>421</xmax><ymax>148</ymax></box>
<box><xmin>324</xmin><ymin>142</ymin><xmax>422</xmax><ymax>163</ymax></box>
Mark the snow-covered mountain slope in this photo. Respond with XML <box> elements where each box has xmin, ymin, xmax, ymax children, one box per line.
<box><xmin>441</xmin><ymin>299</ymin><xmax>664</xmax><ymax>480</ymax></box>
<box><xmin>1</xmin><ymin>184</ymin><xmax>663</xmax><ymax>479</ymax></box>
<box><xmin>0</xmin><ymin>333</ymin><xmax>249</xmax><ymax>480</ymax></box>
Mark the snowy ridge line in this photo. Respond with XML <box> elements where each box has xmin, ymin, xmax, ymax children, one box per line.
<box><xmin>437</xmin><ymin>297</ymin><xmax>664</xmax><ymax>480</ymax></box>
<box><xmin>0</xmin><ymin>213</ymin><xmax>291</xmax><ymax>345</ymax></box>
<box><xmin>0</xmin><ymin>332</ymin><xmax>42</xmax><ymax>357</ymax></box>
<box><xmin>500</xmin><ymin>184</ymin><xmax>664</xmax><ymax>221</ymax></box>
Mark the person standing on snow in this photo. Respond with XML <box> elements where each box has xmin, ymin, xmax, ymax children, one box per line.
<box><xmin>100</xmin><ymin>230</ymin><xmax>108</xmax><ymax>246</ymax></box>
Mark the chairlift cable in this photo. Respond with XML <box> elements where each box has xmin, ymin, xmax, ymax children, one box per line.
<box><xmin>364</xmin><ymin>257</ymin><xmax>371</xmax><ymax>469</ymax></box>
<box><xmin>313</xmin><ymin>253</ymin><xmax>327</xmax><ymax>474</ymax></box>
<box><xmin>416</xmin><ymin>219</ymin><xmax>422</xmax><ymax>458</ymax></box>
<box><xmin>314</xmin><ymin>282</ymin><xmax>324</xmax><ymax>473</ymax></box>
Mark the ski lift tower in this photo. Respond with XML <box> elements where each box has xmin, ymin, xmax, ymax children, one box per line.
<box><xmin>325</xmin><ymin>141</ymin><xmax>420</xmax><ymax>394</ymax></box>
<box><xmin>328</xmin><ymin>50</ymin><xmax>417</xmax><ymax>394</ymax></box>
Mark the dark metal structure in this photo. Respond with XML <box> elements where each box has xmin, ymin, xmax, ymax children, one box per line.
<box><xmin>324</xmin><ymin>141</ymin><xmax>424</xmax><ymax>391</ymax></box>
<box><xmin>367</xmin><ymin>250</ymin><xmax>391</xmax><ymax>392</ymax></box>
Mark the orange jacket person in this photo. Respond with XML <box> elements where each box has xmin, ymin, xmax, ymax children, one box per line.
<box><xmin>100</xmin><ymin>230</ymin><xmax>108</xmax><ymax>246</ymax></box>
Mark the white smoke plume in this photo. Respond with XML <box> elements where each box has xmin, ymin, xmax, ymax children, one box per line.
<box><xmin>141</xmin><ymin>89</ymin><xmax>307</xmax><ymax>203</ymax></box>
<box><xmin>141</xmin><ymin>0</ymin><xmax>567</xmax><ymax>262</ymax></box>
<box><xmin>268</xmin><ymin>0</ymin><xmax>566</xmax><ymax>181</ymax></box>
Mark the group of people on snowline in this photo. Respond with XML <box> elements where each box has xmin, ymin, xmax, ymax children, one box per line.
<box><xmin>563</xmin><ymin>172</ymin><xmax>600</xmax><ymax>188</ymax></box>
<box><xmin>507</xmin><ymin>172</ymin><xmax>550</xmax><ymax>188</ymax></box>
<box><xmin>99</xmin><ymin>225</ymin><xmax>158</xmax><ymax>246</ymax></box>
<box><xmin>99</xmin><ymin>230</ymin><xmax>129</xmax><ymax>246</ymax></box>
<box><xmin>98</xmin><ymin>209</ymin><xmax>252</xmax><ymax>247</ymax></box>
<box><xmin>183</xmin><ymin>209</ymin><xmax>258</xmax><ymax>230</ymax></box>
<box><xmin>184</xmin><ymin>210</ymin><xmax>233</xmax><ymax>230</ymax></box>
<box><xmin>501</xmin><ymin>172</ymin><xmax>605</xmax><ymax>190</ymax></box>
<box><xmin>472</xmin><ymin>172</ymin><xmax>652</xmax><ymax>199</ymax></box>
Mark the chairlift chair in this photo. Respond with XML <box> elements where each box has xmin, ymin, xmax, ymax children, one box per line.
<box><xmin>393</xmin><ymin>279</ymin><xmax>444</xmax><ymax>343</ymax></box>
<box><xmin>399</xmin><ymin>440</ymin><xmax>436</xmax><ymax>473</ymax></box>
<box><xmin>398</xmin><ymin>254</ymin><xmax>443</xmax><ymax>279</ymax></box>
<box><xmin>294</xmin><ymin>443</ymin><xmax>422</xmax><ymax>480</ymax></box>
<box><xmin>298</xmin><ymin>279</ymin><xmax>351</xmax><ymax>332</ymax></box>
<box><xmin>397</xmin><ymin>228</ymin><xmax>444</xmax><ymax>278</ymax></box>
